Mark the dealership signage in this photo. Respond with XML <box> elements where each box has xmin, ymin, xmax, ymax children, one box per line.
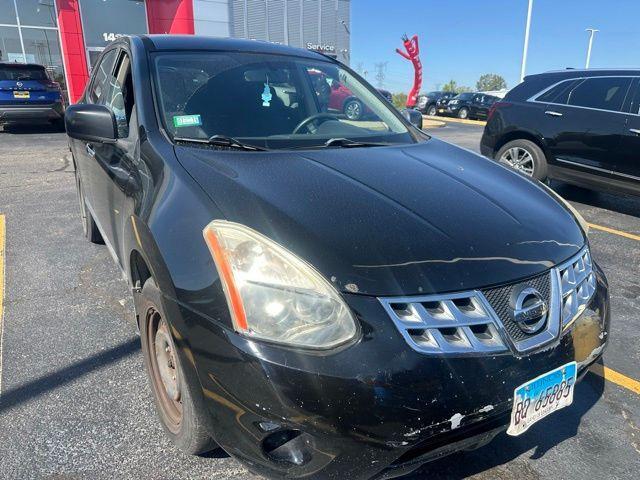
<box><xmin>306</xmin><ymin>43</ymin><xmax>336</xmax><ymax>53</ymax></box>
<box><xmin>79</xmin><ymin>0</ymin><xmax>147</xmax><ymax>48</ymax></box>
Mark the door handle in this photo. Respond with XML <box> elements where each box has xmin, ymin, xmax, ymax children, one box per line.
<box><xmin>545</xmin><ymin>110</ymin><xmax>563</xmax><ymax>117</ymax></box>
<box><xmin>629</xmin><ymin>128</ymin><xmax>640</xmax><ymax>135</ymax></box>
<box><xmin>86</xmin><ymin>143</ymin><xmax>95</xmax><ymax>157</ymax></box>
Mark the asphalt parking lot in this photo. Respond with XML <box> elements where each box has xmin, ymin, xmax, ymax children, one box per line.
<box><xmin>0</xmin><ymin>123</ymin><xmax>638</xmax><ymax>479</ymax></box>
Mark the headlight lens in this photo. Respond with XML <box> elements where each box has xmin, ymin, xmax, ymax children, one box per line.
<box><xmin>203</xmin><ymin>221</ymin><xmax>357</xmax><ymax>348</ymax></box>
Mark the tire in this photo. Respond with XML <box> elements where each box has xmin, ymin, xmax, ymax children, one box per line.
<box><xmin>457</xmin><ymin>107</ymin><xmax>469</xmax><ymax>119</ymax></box>
<box><xmin>139</xmin><ymin>278</ymin><xmax>217</xmax><ymax>455</ymax></box>
<box><xmin>496</xmin><ymin>139</ymin><xmax>548</xmax><ymax>180</ymax></box>
<box><xmin>344</xmin><ymin>99</ymin><xmax>363</xmax><ymax>120</ymax></box>
<box><xmin>75</xmin><ymin>169</ymin><xmax>103</xmax><ymax>244</ymax></box>
<box><xmin>427</xmin><ymin>104</ymin><xmax>437</xmax><ymax>116</ymax></box>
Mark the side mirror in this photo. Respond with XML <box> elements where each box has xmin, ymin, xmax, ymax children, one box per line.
<box><xmin>65</xmin><ymin>103</ymin><xmax>117</xmax><ymax>143</ymax></box>
<box><xmin>401</xmin><ymin>108</ymin><xmax>423</xmax><ymax>130</ymax></box>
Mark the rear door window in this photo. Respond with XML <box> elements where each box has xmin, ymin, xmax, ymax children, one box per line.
<box><xmin>534</xmin><ymin>79</ymin><xmax>582</xmax><ymax>104</ymax></box>
<box><xmin>567</xmin><ymin>77</ymin><xmax>631</xmax><ymax>112</ymax></box>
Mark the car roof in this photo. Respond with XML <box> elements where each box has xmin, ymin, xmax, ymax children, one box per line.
<box><xmin>526</xmin><ymin>68</ymin><xmax>640</xmax><ymax>81</ymax></box>
<box><xmin>139</xmin><ymin>35</ymin><xmax>329</xmax><ymax>61</ymax></box>
<box><xmin>0</xmin><ymin>62</ymin><xmax>45</xmax><ymax>69</ymax></box>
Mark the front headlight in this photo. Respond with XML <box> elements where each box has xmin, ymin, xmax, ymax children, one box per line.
<box><xmin>203</xmin><ymin>221</ymin><xmax>358</xmax><ymax>349</ymax></box>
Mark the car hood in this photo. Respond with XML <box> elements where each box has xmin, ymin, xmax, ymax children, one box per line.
<box><xmin>175</xmin><ymin>138</ymin><xmax>585</xmax><ymax>296</ymax></box>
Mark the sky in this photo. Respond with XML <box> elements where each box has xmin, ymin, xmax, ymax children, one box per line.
<box><xmin>351</xmin><ymin>0</ymin><xmax>640</xmax><ymax>93</ymax></box>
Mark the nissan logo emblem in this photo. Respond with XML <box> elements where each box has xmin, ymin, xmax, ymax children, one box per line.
<box><xmin>511</xmin><ymin>287</ymin><xmax>548</xmax><ymax>334</ymax></box>
<box><xmin>16</xmin><ymin>81</ymin><xmax>23</xmax><ymax>88</ymax></box>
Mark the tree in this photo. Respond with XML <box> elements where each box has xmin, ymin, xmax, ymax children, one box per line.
<box><xmin>476</xmin><ymin>74</ymin><xmax>507</xmax><ymax>92</ymax></box>
<box><xmin>442</xmin><ymin>79</ymin><xmax>458</xmax><ymax>92</ymax></box>
<box><xmin>392</xmin><ymin>92</ymin><xmax>407</xmax><ymax>109</ymax></box>
<box><xmin>442</xmin><ymin>80</ymin><xmax>473</xmax><ymax>94</ymax></box>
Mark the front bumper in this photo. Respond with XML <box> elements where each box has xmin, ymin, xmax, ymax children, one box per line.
<box><xmin>168</xmin><ymin>264</ymin><xmax>610</xmax><ymax>480</ymax></box>
<box><xmin>0</xmin><ymin>102</ymin><xmax>64</xmax><ymax>122</ymax></box>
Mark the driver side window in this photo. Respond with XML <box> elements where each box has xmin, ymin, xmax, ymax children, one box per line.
<box><xmin>104</xmin><ymin>52</ymin><xmax>135</xmax><ymax>138</ymax></box>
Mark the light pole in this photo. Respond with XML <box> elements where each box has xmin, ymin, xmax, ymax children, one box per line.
<box><xmin>520</xmin><ymin>0</ymin><xmax>534</xmax><ymax>83</ymax></box>
<box><xmin>585</xmin><ymin>28</ymin><xmax>599</xmax><ymax>69</ymax></box>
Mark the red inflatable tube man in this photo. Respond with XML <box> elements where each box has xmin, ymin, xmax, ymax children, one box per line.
<box><xmin>396</xmin><ymin>34</ymin><xmax>422</xmax><ymax>108</ymax></box>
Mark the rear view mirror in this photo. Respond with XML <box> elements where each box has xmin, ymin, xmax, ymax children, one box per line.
<box><xmin>65</xmin><ymin>103</ymin><xmax>117</xmax><ymax>143</ymax></box>
<box><xmin>401</xmin><ymin>108</ymin><xmax>423</xmax><ymax>130</ymax></box>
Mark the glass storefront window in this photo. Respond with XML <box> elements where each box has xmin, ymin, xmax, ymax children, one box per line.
<box><xmin>16</xmin><ymin>0</ymin><xmax>57</xmax><ymax>28</ymax></box>
<box><xmin>79</xmin><ymin>0</ymin><xmax>147</xmax><ymax>48</ymax></box>
<box><xmin>0</xmin><ymin>26</ymin><xmax>22</xmax><ymax>62</ymax></box>
<box><xmin>21</xmin><ymin>27</ymin><xmax>65</xmax><ymax>89</ymax></box>
<box><xmin>0</xmin><ymin>0</ymin><xmax>18</xmax><ymax>25</ymax></box>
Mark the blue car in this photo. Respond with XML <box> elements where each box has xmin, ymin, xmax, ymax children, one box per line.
<box><xmin>0</xmin><ymin>62</ymin><xmax>65</xmax><ymax>127</ymax></box>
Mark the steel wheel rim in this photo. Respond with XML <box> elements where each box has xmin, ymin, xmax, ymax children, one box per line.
<box><xmin>147</xmin><ymin>308</ymin><xmax>183</xmax><ymax>432</ymax></box>
<box><xmin>345</xmin><ymin>101</ymin><xmax>361</xmax><ymax>119</ymax></box>
<box><xmin>500</xmin><ymin>147</ymin><xmax>535</xmax><ymax>176</ymax></box>
<box><xmin>459</xmin><ymin>108</ymin><xmax>468</xmax><ymax>119</ymax></box>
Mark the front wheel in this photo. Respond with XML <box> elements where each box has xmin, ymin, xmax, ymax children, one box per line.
<box><xmin>139</xmin><ymin>278</ymin><xmax>217</xmax><ymax>455</ymax></box>
<box><xmin>427</xmin><ymin>105</ymin><xmax>437</xmax><ymax>116</ymax></box>
<box><xmin>496</xmin><ymin>139</ymin><xmax>548</xmax><ymax>180</ymax></box>
<box><xmin>457</xmin><ymin>107</ymin><xmax>469</xmax><ymax>119</ymax></box>
<box><xmin>344</xmin><ymin>99</ymin><xmax>363</xmax><ymax>120</ymax></box>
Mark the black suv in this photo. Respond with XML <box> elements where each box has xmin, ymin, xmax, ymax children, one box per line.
<box><xmin>442</xmin><ymin>92</ymin><xmax>499</xmax><ymax>120</ymax></box>
<box><xmin>64</xmin><ymin>35</ymin><xmax>608</xmax><ymax>480</ymax></box>
<box><xmin>417</xmin><ymin>91</ymin><xmax>456</xmax><ymax>116</ymax></box>
<box><xmin>481</xmin><ymin>69</ymin><xmax>640</xmax><ymax>196</ymax></box>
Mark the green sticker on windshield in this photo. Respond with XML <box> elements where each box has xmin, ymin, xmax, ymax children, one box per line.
<box><xmin>173</xmin><ymin>114</ymin><xmax>202</xmax><ymax>128</ymax></box>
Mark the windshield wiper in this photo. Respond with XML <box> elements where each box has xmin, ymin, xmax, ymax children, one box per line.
<box><xmin>173</xmin><ymin>134</ymin><xmax>268</xmax><ymax>151</ymax></box>
<box><xmin>322</xmin><ymin>138</ymin><xmax>391</xmax><ymax>148</ymax></box>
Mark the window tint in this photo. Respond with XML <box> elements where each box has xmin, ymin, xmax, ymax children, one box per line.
<box><xmin>0</xmin><ymin>65</ymin><xmax>47</xmax><ymax>80</ymax></box>
<box><xmin>88</xmin><ymin>49</ymin><xmax>118</xmax><ymax>104</ymax></box>
<box><xmin>104</xmin><ymin>53</ymin><xmax>134</xmax><ymax>138</ymax></box>
<box><xmin>567</xmin><ymin>77</ymin><xmax>631</xmax><ymax>112</ymax></box>
<box><xmin>153</xmin><ymin>52</ymin><xmax>411</xmax><ymax>149</ymax></box>
<box><xmin>535</xmin><ymin>79</ymin><xmax>580</xmax><ymax>104</ymax></box>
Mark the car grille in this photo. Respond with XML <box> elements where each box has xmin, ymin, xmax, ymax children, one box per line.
<box><xmin>558</xmin><ymin>248</ymin><xmax>596</xmax><ymax>328</ymax></box>
<box><xmin>379</xmin><ymin>246</ymin><xmax>595</xmax><ymax>356</ymax></box>
<box><xmin>482</xmin><ymin>272</ymin><xmax>551</xmax><ymax>343</ymax></box>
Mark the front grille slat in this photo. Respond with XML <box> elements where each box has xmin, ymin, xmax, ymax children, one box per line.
<box><xmin>558</xmin><ymin>249</ymin><xmax>596</xmax><ymax>328</ymax></box>
<box><xmin>379</xmin><ymin>246</ymin><xmax>595</xmax><ymax>356</ymax></box>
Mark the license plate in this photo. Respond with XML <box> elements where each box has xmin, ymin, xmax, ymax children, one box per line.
<box><xmin>13</xmin><ymin>91</ymin><xmax>30</xmax><ymax>99</ymax></box>
<box><xmin>507</xmin><ymin>362</ymin><xmax>577</xmax><ymax>436</ymax></box>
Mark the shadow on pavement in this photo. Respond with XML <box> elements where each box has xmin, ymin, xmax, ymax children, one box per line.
<box><xmin>552</xmin><ymin>182</ymin><xmax>640</xmax><ymax>219</ymax></box>
<box><xmin>401</xmin><ymin>371</ymin><xmax>605</xmax><ymax>479</ymax></box>
<box><xmin>0</xmin><ymin>337</ymin><xmax>140</xmax><ymax>413</ymax></box>
<box><xmin>0</xmin><ymin>122</ymin><xmax>65</xmax><ymax>135</ymax></box>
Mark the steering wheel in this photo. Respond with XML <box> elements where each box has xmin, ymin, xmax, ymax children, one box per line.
<box><xmin>292</xmin><ymin>113</ymin><xmax>337</xmax><ymax>134</ymax></box>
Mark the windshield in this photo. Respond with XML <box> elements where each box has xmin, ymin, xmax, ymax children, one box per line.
<box><xmin>0</xmin><ymin>65</ymin><xmax>48</xmax><ymax>81</ymax></box>
<box><xmin>455</xmin><ymin>93</ymin><xmax>474</xmax><ymax>100</ymax></box>
<box><xmin>153</xmin><ymin>52</ymin><xmax>414</xmax><ymax>149</ymax></box>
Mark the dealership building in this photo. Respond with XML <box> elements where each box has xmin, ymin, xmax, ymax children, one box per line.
<box><xmin>0</xmin><ymin>0</ymin><xmax>351</xmax><ymax>102</ymax></box>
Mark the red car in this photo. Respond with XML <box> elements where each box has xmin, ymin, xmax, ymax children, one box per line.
<box><xmin>308</xmin><ymin>69</ymin><xmax>377</xmax><ymax>120</ymax></box>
